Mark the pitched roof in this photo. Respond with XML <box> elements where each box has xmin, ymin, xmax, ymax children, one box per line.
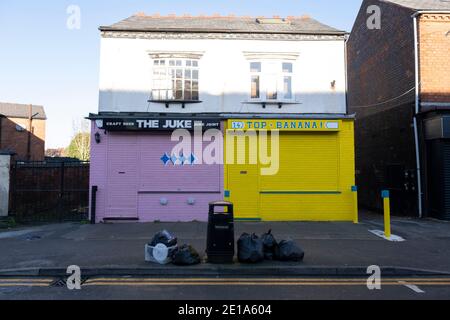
<box><xmin>100</xmin><ymin>14</ymin><xmax>346</xmax><ymax>35</ymax></box>
<box><xmin>0</xmin><ymin>102</ymin><xmax>46</xmax><ymax>120</ymax></box>
<box><xmin>383</xmin><ymin>0</ymin><xmax>450</xmax><ymax>11</ymax></box>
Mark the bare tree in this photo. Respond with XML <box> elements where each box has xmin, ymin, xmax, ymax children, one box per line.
<box><xmin>45</xmin><ymin>148</ymin><xmax>66</xmax><ymax>158</ymax></box>
<box><xmin>66</xmin><ymin>119</ymin><xmax>90</xmax><ymax>161</ymax></box>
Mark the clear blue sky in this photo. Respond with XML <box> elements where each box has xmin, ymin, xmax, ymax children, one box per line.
<box><xmin>0</xmin><ymin>0</ymin><xmax>363</xmax><ymax>148</ymax></box>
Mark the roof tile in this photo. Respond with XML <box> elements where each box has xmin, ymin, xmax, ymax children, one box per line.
<box><xmin>383</xmin><ymin>0</ymin><xmax>450</xmax><ymax>10</ymax></box>
<box><xmin>0</xmin><ymin>102</ymin><xmax>46</xmax><ymax>120</ymax></box>
<box><xmin>100</xmin><ymin>15</ymin><xmax>345</xmax><ymax>34</ymax></box>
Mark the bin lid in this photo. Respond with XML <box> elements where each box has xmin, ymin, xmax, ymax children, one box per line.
<box><xmin>209</xmin><ymin>201</ymin><xmax>233</xmax><ymax>206</ymax></box>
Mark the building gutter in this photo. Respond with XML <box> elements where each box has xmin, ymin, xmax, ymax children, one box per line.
<box><xmin>98</xmin><ymin>26</ymin><xmax>348</xmax><ymax>36</ymax></box>
<box><xmin>412</xmin><ymin>10</ymin><xmax>450</xmax><ymax>18</ymax></box>
<box><xmin>220</xmin><ymin>113</ymin><xmax>355</xmax><ymax>120</ymax></box>
<box><xmin>413</xmin><ymin>13</ymin><xmax>423</xmax><ymax>218</ymax></box>
<box><xmin>344</xmin><ymin>34</ymin><xmax>349</xmax><ymax>115</ymax></box>
<box><xmin>87</xmin><ymin>112</ymin><xmax>355</xmax><ymax>120</ymax></box>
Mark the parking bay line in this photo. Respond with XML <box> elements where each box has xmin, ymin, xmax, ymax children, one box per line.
<box><xmin>0</xmin><ymin>278</ymin><xmax>54</xmax><ymax>287</ymax></box>
<box><xmin>398</xmin><ymin>281</ymin><xmax>425</xmax><ymax>294</ymax></box>
<box><xmin>0</xmin><ymin>277</ymin><xmax>447</xmax><ymax>289</ymax></box>
<box><xmin>0</xmin><ymin>283</ymin><xmax>52</xmax><ymax>287</ymax></box>
<box><xmin>0</xmin><ymin>278</ymin><xmax>54</xmax><ymax>283</ymax></box>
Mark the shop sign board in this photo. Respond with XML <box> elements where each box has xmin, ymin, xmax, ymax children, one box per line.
<box><xmin>96</xmin><ymin>118</ymin><xmax>221</xmax><ymax>132</ymax></box>
<box><xmin>228</xmin><ymin>119</ymin><xmax>341</xmax><ymax>131</ymax></box>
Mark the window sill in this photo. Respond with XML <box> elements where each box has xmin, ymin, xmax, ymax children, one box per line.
<box><xmin>148</xmin><ymin>100</ymin><xmax>203</xmax><ymax>109</ymax></box>
<box><xmin>242</xmin><ymin>100</ymin><xmax>302</xmax><ymax>109</ymax></box>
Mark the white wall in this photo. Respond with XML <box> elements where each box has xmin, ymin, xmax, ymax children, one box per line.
<box><xmin>98</xmin><ymin>36</ymin><xmax>347</xmax><ymax>114</ymax></box>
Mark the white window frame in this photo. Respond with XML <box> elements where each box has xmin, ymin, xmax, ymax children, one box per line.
<box><xmin>250</xmin><ymin>62</ymin><xmax>262</xmax><ymax>100</ymax></box>
<box><xmin>249</xmin><ymin>60</ymin><xmax>295</xmax><ymax>103</ymax></box>
<box><xmin>151</xmin><ymin>58</ymin><xmax>200</xmax><ymax>101</ymax></box>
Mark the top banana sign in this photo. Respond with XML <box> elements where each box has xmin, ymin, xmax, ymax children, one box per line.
<box><xmin>229</xmin><ymin>119</ymin><xmax>341</xmax><ymax>131</ymax></box>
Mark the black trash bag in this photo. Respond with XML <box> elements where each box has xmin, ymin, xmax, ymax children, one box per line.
<box><xmin>261</xmin><ymin>230</ymin><xmax>278</xmax><ymax>260</ymax></box>
<box><xmin>274</xmin><ymin>240</ymin><xmax>305</xmax><ymax>262</ymax></box>
<box><xmin>237</xmin><ymin>233</ymin><xmax>264</xmax><ymax>263</ymax></box>
<box><xmin>172</xmin><ymin>245</ymin><xmax>201</xmax><ymax>266</ymax></box>
<box><xmin>150</xmin><ymin>230</ymin><xmax>178</xmax><ymax>247</ymax></box>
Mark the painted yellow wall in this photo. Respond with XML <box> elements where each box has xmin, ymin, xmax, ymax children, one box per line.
<box><xmin>224</xmin><ymin>119</ymin><xmax>357</xmax><ymax>222</ymax></box>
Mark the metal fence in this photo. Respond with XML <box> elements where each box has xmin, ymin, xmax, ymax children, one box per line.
<box><xmin>9</xmin><ymin>161</ymin><xmax>90</xmax><ymax>223</ymax></box>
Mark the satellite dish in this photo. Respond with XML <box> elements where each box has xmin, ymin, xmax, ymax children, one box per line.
<box><xmin>152</xmin><ymin>243</ymin><xmax>169</xmax><ymax>263</ymax></box>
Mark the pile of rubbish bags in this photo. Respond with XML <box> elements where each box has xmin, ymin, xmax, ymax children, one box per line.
<box><xmin>147</xmin><ymin>229</ymin><xmax>304</xmax><ymax>266</ymax></box>
<box><xmin>149</xmin><ymin>230</ymin><xmax>178</xmax><ymax>247</ymax></box>
<box><xmin>238</xmin><ymin>230</ymin><xmax>305</xmax><ymax>264</ymax></box>
<box><xmin>172</xmin><ymin>245</ymin><xmax>202</xmax><ymax>266</ymax></box>
<box><xmin>147</xmin><ymin>230</ymin><xmax>202</xmax><ymax>266</ymax></box>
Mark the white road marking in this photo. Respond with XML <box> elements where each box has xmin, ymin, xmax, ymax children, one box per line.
<box><xmin>398</xmin><ymin>281</ymin><xmax>425</xmax><ymax>293</ymax></box>
<box><xmin>369</xmin><ymin>230</ymin><xmax>405</xmax><ymax>242</ymax></box>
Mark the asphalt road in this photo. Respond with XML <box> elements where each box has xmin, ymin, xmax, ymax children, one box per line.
<box><xmin>1</xmin><ymin>276</ymin><xmax>450</xmax><ymax>300</ymax></box>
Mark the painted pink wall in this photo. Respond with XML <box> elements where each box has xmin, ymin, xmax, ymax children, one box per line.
<box><xmin>90</xmin><ymin>122</ymin><xmax>224</xmax><ymax>222</ymax></box>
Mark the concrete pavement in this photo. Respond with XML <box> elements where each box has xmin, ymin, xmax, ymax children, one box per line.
<box><xmin>0</xmin><ymin>211</ymin><xmax>450</xmax><ymax>277</ymax></box>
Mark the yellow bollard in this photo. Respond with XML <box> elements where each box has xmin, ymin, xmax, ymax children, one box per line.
<box><xmin>352</xmin><ymin>186</ymin><xmax>359</xmax><ymax>224</ymax></box>
<box><xmin>382</xmin><ymin>190</ymin><xmax>391</xmax><ymax>239</ymax></box>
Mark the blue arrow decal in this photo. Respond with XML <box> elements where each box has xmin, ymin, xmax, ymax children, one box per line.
<box><xmin>171</xmin><ymin>154</ymin><xmax>178</xmax><ymax>165</ymax></box>
<box><xmin>190</xmin><ymin>153</ymin><xmax>197</xmax><ymax>166</ymax></box>
<box><xmin>179</xmin><ymin>154</ymin><xmax>187</xmax><ymax>165</ymax></box>
<box><xmin>160</xmin><ymin>153</ymin><xmax>171</xmax><ymax>166</ymax></box>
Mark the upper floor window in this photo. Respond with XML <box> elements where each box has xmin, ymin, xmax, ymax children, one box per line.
<box><xmin>250</xmin><ymin>61</ymin><xmax>293</xmax><ymax>101</ymax></box>
<box><xmin>152</xmin><ymin>59</ymin><xmax>199</xmax><ymax>101</ymax></box>
<box><xmin>250</xmin><ymin>62</ymin><xmax>261</xmax><ymax>99</ymax></box>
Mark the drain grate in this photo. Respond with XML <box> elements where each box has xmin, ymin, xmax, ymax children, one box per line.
<box><xmin>51</xmin><ymin>278</ymin><xmax>67</xmax><ymax>287</ymax></box>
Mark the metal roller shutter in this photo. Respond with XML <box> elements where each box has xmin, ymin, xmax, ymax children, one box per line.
<box><xmin>226</xmin><ymin>122</ymin><xmax>356</xmax><ymax>221</ymax></box>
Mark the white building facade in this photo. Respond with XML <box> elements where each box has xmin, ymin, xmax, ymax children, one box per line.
<box><xmin>98</xmin><ymin>15</ymin><xmax>347</xmax><ymax>114</ymax></box>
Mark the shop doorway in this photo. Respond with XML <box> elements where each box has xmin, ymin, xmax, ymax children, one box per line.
<box><xmin>227</xmin><ymin>163</ymin><xmax>260</xmax><ymax>220</ymax></box>
<box><xmin>106</xmin><ymin>134</ymin><xmax>139</xmax><ymax>220</ymax></box>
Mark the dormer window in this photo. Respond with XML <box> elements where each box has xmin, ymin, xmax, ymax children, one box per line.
<box><xmin>151</xmin><ymin>59</ymin><xmax>199</xmax><ymax>101</ymax></box>
<box><xmin>256</xmin><ymin>18</ymin><xmax>290</xmax><ymax>25</ymax></box>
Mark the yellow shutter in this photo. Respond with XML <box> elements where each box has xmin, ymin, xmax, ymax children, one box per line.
<box><xmin>225</xmin><ymin>120</ymin><xmax>356</xmax><ymax>222</ymax></box>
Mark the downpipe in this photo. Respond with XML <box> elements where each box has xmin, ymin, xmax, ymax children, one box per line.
<box><xmin>413</xmin><ymin>14</ymin><xmax>423</xmax><ymax>218</ymax></box>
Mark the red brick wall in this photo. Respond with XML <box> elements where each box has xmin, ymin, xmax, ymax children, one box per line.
<box><xmin>347</xmin><ymin>0</ymin><xmax>418</xmax><ymax>215</ymax></box>
<box><xmin>347</xmin><ymin>0</ymin><xmax>416</xmax><ymax>110</ymax></box>
<box><xmin>418</xmin><ymin>14</ymin><xmax>450</xmax><ymax>103</ymax></box>
<box><xmin>0</xmin><ymin>117</ymin><xmax>46</xmax><ymax>161</ymax></box>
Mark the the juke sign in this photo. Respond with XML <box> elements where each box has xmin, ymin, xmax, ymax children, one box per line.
<box><xmin>99</xmin><ymin>118</ymin><xmax>221</xmax><ymax>132</ymax></box>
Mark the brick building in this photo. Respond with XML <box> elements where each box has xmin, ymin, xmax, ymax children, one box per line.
<box><xmin>347</xmin><ymin>0</ymin><xmax>450</xmax><ymax>219</ymax></box>
<box><xmin>0</xmin><ymin>102</ymin><xmax>47</xmax><ymax>161</ymax></box>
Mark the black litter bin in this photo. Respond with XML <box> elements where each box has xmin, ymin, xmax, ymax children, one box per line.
<box><xmin>206</xmin><ymin>201</ymin><xmax>235</xmax><ymax>264</ymax></box>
